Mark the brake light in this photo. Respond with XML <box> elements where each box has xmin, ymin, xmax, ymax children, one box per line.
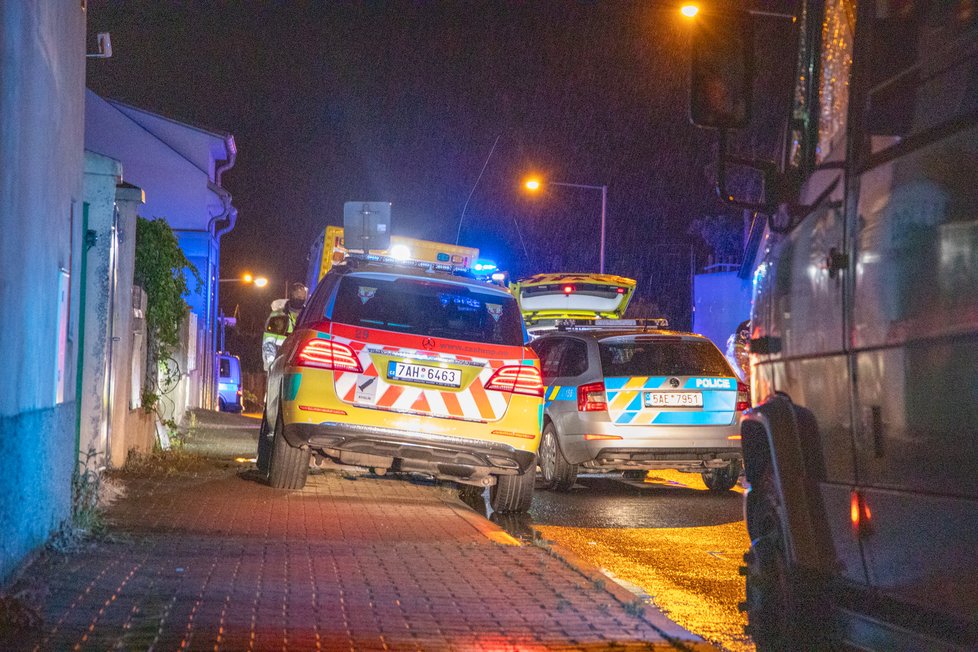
<box><xmin>484</xmin><ymin>365</ymin><xmax>544</xmax><ymax>396</ymax></box>
<box><xmin>578</xmin><ymin>381</ymin><xmax>607</xmax><ymax>412</ymax></box>
<box><xmin>293</xmin><ymin>339</ymin><xmax>362</xmax><ymax>373</ymax></box>
<box><xmin>736</xmin><ymin>381</ymin><xmax>751</xmax><ymax>412</ymax></box>
<box><xmin>563</xmin><ymin>285</ymin><xmax>574</xmax><ymax>294</ymax></box>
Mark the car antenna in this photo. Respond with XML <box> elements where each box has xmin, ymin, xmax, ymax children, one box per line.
<box><xmin>455</xmin><ymin>133</ymin><xmax>501</xmax><ymax>245</ymax></box>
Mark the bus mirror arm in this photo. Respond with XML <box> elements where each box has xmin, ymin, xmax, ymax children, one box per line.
<box><xmin>715</xmin><ymin>129</ymin><xmax>842</xmax><ymax>232</ymax></box>
<box><xmin>714</xmin><ymin>128</ymin><xmax>784</xmax><ymax>213</ymax></box>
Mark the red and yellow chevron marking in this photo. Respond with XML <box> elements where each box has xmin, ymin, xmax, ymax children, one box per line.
<box><xmin>328</xmin><ymin>329</ymin><xmax>527</xmax><ymax>423</ymax></box>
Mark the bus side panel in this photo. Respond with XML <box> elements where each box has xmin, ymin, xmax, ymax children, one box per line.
<box><xmin>852</xmin><ymin>127</ymin><xmax>978</xmax><ymax>622</ymax></box>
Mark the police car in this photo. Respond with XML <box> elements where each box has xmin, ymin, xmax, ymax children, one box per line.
<box><xmin>531</xmin><ymin>322</ymin><xmax>747</xmax><ymax>491</ymax></box>
<box><xmin>531</xmin><ymin>320</ymin><xmax>749</xmax><ymax>491</ymax></box>
<box><xmin>258</xmin><ymin>259</ymin><xmax>544</xmax><ymax>513</ymax></box>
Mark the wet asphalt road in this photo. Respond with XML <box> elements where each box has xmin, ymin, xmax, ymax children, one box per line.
<box><xmin>529</xmin><ymin>474</ymin><xmax>744</xmax><ymax>529</ymax></box>
<box><xmin>476</xmin><ymin>472</ymin><xmax>754</xmax><ymax>652</ymax></box>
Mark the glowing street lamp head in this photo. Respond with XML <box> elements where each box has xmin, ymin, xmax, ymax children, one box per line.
<box><xmin>242</xmin><ymin>272</ymin><xmax>254</xmax><ymax>283</ymax></box>
<box><xmin>524</xmin><ymin>178</ymin><xmax>541</xmax><ymax>191</ymax></box>
<box><xmin>680</xmin><ymin>3</ymin><xmax>699</xmax><ymax>18</ymax></box>
<box><xmin>253</xmin><ymin>277</ymin><xmax>269</xmax><ymax>288</ymax></box>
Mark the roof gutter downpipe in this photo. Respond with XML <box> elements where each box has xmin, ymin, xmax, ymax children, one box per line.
<box><xmin>207</xmin><ymin>134</ymin><xmax>237</xmax><ymax>408</ymax></box>
<box><xmin>211</xmin><ymin>134</ymin><xmax>237</xmax><ymax>239</ymax></box>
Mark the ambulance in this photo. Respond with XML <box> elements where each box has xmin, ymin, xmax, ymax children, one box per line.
<box><xmin>306</xmin><ymin>225</ymin><xmax>480</xmax><ymax>291</ymax></box>
<box><xmin>259</xmin><ymin>211</ymin><xmax>541</xmax><ymax>513</ymax></box>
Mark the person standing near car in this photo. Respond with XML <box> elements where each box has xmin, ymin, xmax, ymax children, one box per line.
<box><xmin>261</xmin><ymin>283</ymin><xmax>308</xmax><ymax>372</ymax></box>
<box><xmin>285</xmin><ymin>282</ymin><xmax>308</xmax><ymax>331</ymax></box>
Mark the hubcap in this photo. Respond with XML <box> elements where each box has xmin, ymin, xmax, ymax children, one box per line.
<box><xmin>540</xmin><ymin>430</ymin><xmax>556</xmax><ymax>481</ymax></box>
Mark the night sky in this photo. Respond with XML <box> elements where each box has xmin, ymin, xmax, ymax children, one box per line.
<box><xmin>85</xmin><ymin>1</ymin><xmax>787</xmax><ymax>357</ymax></box>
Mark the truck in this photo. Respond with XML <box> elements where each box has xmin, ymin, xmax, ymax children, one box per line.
<box><xmin>306</xmin><ymin>225</ymin><xmax>479</xmax><ymax>291</ymax></box>
<box><xmin>686</xmin><ymin>2</ymin><xmax>978</xmax><ymax>650</ymax></box>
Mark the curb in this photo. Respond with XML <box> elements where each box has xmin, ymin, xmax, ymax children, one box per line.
<box><xmin>537</xmin><ymin>538</ymin><xmax>706</xmax><ymax>646</ymax></box>
<box><xmin>442</xmin><ymin>492</ymin><xmax>708</xmax><ymax>650</ymax></box>
<box><xmin>445</xmin><ymin>500</ymin><xmax>522</xmax><ymax>546</ymax></box>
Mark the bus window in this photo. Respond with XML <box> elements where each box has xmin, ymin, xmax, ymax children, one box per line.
<box><xmin>866</xmin><ymin>0</ymin><xmax>978</xmax><ymax>155</ymax></box>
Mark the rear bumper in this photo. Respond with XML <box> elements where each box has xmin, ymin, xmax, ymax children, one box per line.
<box><xmin>284</xmin><ymin>421</ymin><xmax>537</xmax><ymax>476</ymax></box>
<box><xmin>557</xmin><ymin>413</ymin><xmax>742</xmax><ymax>467</ymax></box>
<box><xmin>581</xmin><ymin>446</ymin><xmax>741</xmax><ymax>472</ymax></box>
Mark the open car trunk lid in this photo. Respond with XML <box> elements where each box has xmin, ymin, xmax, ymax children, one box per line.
<box><xmin>513</xmin><ymin>273</ymin><xmax>636</xmax><ymax>324</ymax></box>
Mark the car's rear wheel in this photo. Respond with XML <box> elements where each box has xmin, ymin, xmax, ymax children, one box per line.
<box><xmin>267</xmin><ymin>414</ymin><xmax>310</xmax><ymax>490</ymax></box>
<box><xmin>538</xmin><ymin>424</ymin><xmax>577</xmax><ymax>492</ymax></box>
<box><xmin>702</xmin><ymin>459</ymin><xmax>742</xmax><ymax>492</ymax></box>
<box><xmin>256</xmin><ymin>410</ymin><xmax>273</xmax><ymax>476</ymax></box>
<box><xmin>489</xmin><ymin>470</ymin><xmax>534</xmax><ymax>513</ymax></box>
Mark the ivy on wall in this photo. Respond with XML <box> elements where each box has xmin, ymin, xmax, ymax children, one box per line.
<box><xmin>133</xmin><ymin>217</ymin><xmax>201</xmax><ymax>411</ymax></box>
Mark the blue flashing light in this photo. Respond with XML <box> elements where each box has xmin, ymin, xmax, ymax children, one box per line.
<box><xmin>473</xmin><ymin>259</ymin><xmax>497</xmax><ymax>273</ymax></box>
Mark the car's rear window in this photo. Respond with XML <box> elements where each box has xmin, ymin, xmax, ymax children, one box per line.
<box><xmin>599</xmin><ymin>339</ymin><xmax>732</xmax><ymax>377</ymax></box>
<box><xmin>331</xmin><ymin>276</ymin><xmax>524</xmax><ymax>346</ymax></box>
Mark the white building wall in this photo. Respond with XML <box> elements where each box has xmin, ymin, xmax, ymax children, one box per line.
<box><xmin>78</xmin><ymin>151</ymin><xmax>123</xmax><ymax>467</ymax></box>
<box><xmin>108</xmin><ymin>184</ymin><xmax>155</xmax><ymax>468</ymax></box>
<box><xmin>0</xmin><ymin>1</ymin><xmax>87</xmax><ymax>581</ymax></box>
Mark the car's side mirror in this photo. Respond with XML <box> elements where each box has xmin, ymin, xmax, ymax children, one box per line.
<box><xmin>689</xmin><ymin>11</ymin><xmax>754</xmax><ymax>130</ymax></box>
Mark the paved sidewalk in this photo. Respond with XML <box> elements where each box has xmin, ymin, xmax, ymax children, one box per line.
<box><xmin>4</xmin><ymin>413</ymin><xmax>704</xmax><ymax>651</ymax></box>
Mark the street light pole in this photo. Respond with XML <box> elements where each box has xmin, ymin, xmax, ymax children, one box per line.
<box><xmin>548</xmin><ymin>181</ymin><xmax>608</xmax><ymax>274</ymax></box>
<box><xmin>600</xmin><ymin>184</ymin><xmax>607</xmax><ymax>274</ymax></box>
<box><xmin>216</xmin><ymin>275</ymin><xmax>267</xmax><ymax>354</ymax></box>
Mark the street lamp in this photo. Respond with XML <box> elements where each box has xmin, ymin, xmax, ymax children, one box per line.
<box><xmin>217</xmin><ymin>273</ymin><xmax>268</xmax><ymax>350</ymax></box>
<box><xmin>524</xmin><ymin>177</ymin><xmax>608</xmax><ymax>274</ymax></box>
<box><xmin>220</xmin><ymin>272</ymin><xmax>268</xmax><ymax>287</ymax></box>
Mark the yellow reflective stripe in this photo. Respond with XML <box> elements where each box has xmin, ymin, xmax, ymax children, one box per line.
<box><xmin>624</xmin><ymin>376</ymin><xmax>648</xmax><ymax>390</ymax></box>
<box><xmin>609</xmin><ymin>390</ymin><xmax>635</xmax><ymax>412</ymax></box>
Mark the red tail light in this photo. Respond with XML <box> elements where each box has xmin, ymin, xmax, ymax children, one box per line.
<box><xmin>578</xmin><ymin>381</ymin><xmax>607</xmax><ymax>412</ymax></box>
<box><xmin>562</xmin><ymin>285</ymin><xmax>574</xmax><ymax>294</ymax></box>
<box><xmin>485</xmin><ymin>365</ymin><xmax>544</xmax><ymax>396</ymax></box>
<box><xmin>293</xmin><ymin>339</ymin><xmax>362</xmax><ymax>373</ymax></box>
<box><xmin>736</xmin><ymin>381</ymin><xmax>751</xmax><ymax>412</ymax></box>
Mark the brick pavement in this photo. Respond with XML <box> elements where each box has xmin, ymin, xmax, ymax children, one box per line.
<box><xmin>4</xmin><ymin>417</ymin><xmax>702</xmax><ymax>651</ymax></box>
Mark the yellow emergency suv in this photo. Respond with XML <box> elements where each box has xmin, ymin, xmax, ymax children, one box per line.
<box><xmin>258</xmin><ymin>258</ymin><xmax>544</xmax><ymax>513</ymax></box>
